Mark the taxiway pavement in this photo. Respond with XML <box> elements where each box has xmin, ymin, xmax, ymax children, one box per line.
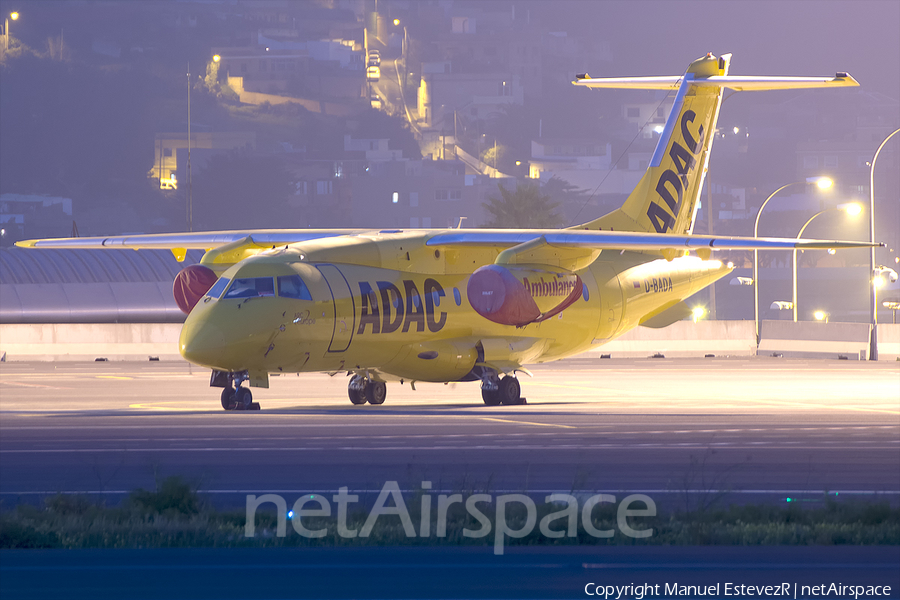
<box><xmin>1</xmin><ymin>357</ymin><xmax>898</xmax><ymax>506</ymax></box>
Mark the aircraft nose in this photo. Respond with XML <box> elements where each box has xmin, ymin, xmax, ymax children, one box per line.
<box><xmin>180</xmin><ymin>318</ymin><xmax>227</xmax><ymax>368</ymax></box>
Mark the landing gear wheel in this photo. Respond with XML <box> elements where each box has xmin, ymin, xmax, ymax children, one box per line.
<box><xmin>348</xmin><ymin>375</ymin><xmax>367</xmax><ymax>405</ymax></box>
<box><xmin>235</xmin><ymin>387</ymin><xmax>253</xmax><ymax>410</ymax></box>
<box><xmin>221</xmin><ymin>387</ymin><xmax>237</xmax><ymax>410</ymax></box>
<box><xmin>481</xmin><ymin>388</ymin><xmax>501</xmax><ymax>406</ymax></box>
<box><xmin>498</xmin><ymin>376</ymin><xmax>522</xmax><ymax>405</ymax></box>
<box><xmin>365</xmin><ymin>381</ymin><xmax>387</xmax><ymax>405</ymax></box>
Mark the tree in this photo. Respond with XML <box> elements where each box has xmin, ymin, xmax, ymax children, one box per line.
<box><xmin>482</xmin><ymin>184</ymin><xmax>564</xmax><ymax>229</ymax></box>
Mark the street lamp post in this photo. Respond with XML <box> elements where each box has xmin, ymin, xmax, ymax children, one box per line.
<box><xmin>867</xmin><ymin>127</ymin><xmax>900</xmax><ymax>361</ymax></box>
<box><xmin>5</xmin><ymin>12</ymin><xmax>19</xmax><ymax>52</ymax></box>
<box><xmin>792</xmin><ymin>203</ymin><xmax>861</xmax><ymax>322</ymax></box>
<box><xmin>753</xmin><ymin>177</ymin><xmax>832</xmax><ymax>342</ymax></box>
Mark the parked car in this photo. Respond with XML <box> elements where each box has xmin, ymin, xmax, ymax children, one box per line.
<box><xmin>368</xmin><ymin>49</ymin><xmax>381</xmax><ymax>66</ymax></box>
<box><xmin>366</xmin><ymin>65</ymin><xmax>380</xmax><ymax>81</ymax></box>
<box><xmin>370</xmin><ymin>94</ymin><xmax>383</xmax><ymax>110</ymax></box>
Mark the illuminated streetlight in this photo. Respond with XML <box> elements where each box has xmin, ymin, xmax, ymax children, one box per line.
<box><xmin>883</xmin><ymin>301</ymin><xmax>900</xmax><ymax>324</ymax></box>
<box><xmin>212</xmin><ymin>54</ymin><xmax>221</xmax><ymax>63</ymax></box>
<box><xmin>393</xmin><ymin>18</ymin><xmax>400</xmax><ymax>26</ymax></box>
<box><xmin>5</xmin><ymin>11</ymin><xmax>19</xmax><ymax>52</ymax></box>
<box><xmin>867</xmin><ymin>127</ymin><xmax>900</xmax><ymax>361</ymax></box>
<box><xmin>753</xmin><ymin>176</ymin><xmax>833</xmax><ymax>343</ymax></box>
<box><xmin>792</xmin><ymin>203</ymin><xmax>862</xmax><ymax>322</ymax></box>
<box><xmin>814</xmin><ymin>310</ymin><xmax>829</xmax><ymax>323</ymax></box>
<box><xmin>691</xmin><ymin>306</ymin><xmax>706</xmax><ymax>323</ymax></box>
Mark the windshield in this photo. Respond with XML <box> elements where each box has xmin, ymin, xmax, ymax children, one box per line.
<box><xmin>222</xmin><ymin>277</ymin><xmax>275</xmax><ymax>299</ymax></box>
<box><xmin>277</xmin><ymin>275</ymin><xmax>312</xmax><ymax>300</ymax></box>
<box><xmin>206</xmin><ymin>277</ymin><xmax>230</xmax><ymax>299</ymax></box>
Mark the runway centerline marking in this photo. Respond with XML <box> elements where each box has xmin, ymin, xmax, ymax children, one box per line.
<box><xmin>480</xmin><ymin>417</ymin><xmax>575</xmax><ymax>429</ymax></box>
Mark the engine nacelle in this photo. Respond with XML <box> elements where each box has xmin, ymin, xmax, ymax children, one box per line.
<box><xmin>173</xmin><ymin>264</ymin><xmax>219</xmax><ymax>314</ymax></box>
<box><xmin>466</xmin><ymin>264</ymin><xmax>583</xmax><ymax>326</ymax></box>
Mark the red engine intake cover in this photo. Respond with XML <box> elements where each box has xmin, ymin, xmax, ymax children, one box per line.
<box><xmin>467</xmin><ymin>265</ymin><xmax>542</xmax><ymax>326</ymax></box>
<box><xmin>173</xmin><ymin>264</ymin><xmax>219</xmax><ymax>314</ymax></box>
<box><xmin>467</xmin><ymin>264</ymin><xmax>583</xmax><ymax>327</ymax></box>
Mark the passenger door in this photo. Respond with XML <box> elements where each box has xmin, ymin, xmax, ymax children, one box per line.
<box><xmin>316</xmin><ymin>264</ymin><xmax>356</xmax><ymax>353</ymax></box>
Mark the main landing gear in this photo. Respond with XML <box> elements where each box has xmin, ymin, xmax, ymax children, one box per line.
<box><xmin>481</xmin><ymin>372</ymin><xmax>525</xmax><ymax>406</ymax></box>
<box><xmin>218</xmin><ymin>371</ymin><xmax>260</xmax><ymax>411</ymax></box>
<box><xmin>348</xmin><ymin>374</ymin><xmax>387</xmax><ymax>406</ymax></box>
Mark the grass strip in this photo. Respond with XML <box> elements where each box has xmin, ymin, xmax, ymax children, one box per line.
<box><xmin>2</xmin><ymin>477</ymin><xmax>898</xmax><ymax>549</ymax></box>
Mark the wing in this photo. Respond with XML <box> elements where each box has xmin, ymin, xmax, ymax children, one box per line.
<box><xmin>426</xmin><ymin>229</ymin><xmax>879</xmax><ymax>251</ymax></box>
<box><xmin>427</xmin><ymin>229</ymin><xmax>880</xmax><ymax>268</ymax></box>
<box><xmin>15</xmin><ymin>229</ymin><xmax>364</xmax><ymax>250</ymax></box>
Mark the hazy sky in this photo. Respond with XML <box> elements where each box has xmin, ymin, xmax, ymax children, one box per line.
<box><xmin>538</xmin><ymin>0</ymin><xmax>900</xmax><ymax>100</ymax></box>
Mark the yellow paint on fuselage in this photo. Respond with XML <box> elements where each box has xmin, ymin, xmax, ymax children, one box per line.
<box><xmin>179</xmin><ymin>231</ymin><xmax>732</xmax><ymax>385</ymax></box>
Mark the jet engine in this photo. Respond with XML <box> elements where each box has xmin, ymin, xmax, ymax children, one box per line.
<box><xmin>173</xmin><ymin>264</ymin><xmax>219</xmax><ymax>314</ymax></box>
<box><xmin>467</xmin><ymin>264</ymin><xmax>583</xmax><ymax>326</ymax></box>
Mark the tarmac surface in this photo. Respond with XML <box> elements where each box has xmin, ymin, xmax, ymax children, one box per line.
<box><xmin>1</xmin><ymin>357</ymin><xmax>898</xmax><ymax>505</ymax></box>
<box><xmin>2</xmin><ymin>357</ymin><xmax>899</xmax><ymax>599</ymax></box>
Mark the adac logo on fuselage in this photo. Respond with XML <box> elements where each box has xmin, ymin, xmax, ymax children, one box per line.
<box><xmin>357</xmin><ymin>279</ymin><xmax>447</xmax><ymax>334</ymax></box>
<box><xmin>647</xmin><ymin>109</ymin><xmax>705</xmax><ymax>234</ymax></box>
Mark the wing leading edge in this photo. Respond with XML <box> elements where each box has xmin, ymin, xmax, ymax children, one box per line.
<box><xmin>17</xmin><ymin>228</ymin><xmax>880</xmax><ymax>253</ymax></box>
<box><xmin>425</xmin><ymin>230</ymin><xmax>881</xmax><ymax>252</ymax></box>
<box><xmin>15</xmin><ymin>229</ymin><xmax>364</xmax><ymax>250</ymax></box>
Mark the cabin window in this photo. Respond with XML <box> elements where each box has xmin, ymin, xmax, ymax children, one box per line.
<box><xmin>277</xmin><ymin>275</ymin><xmax>312</xmax><ymax>301</ymax></box>
<box><xmin>223</xmin><ymin>277</ymin><xmax>275</xmax><ymax>299</ymax></box>
<box><xmin>206</xmin><ymin>277</ymin><xmax>231</xmax><ymax>299</ymax></box>
<box><xmin>453</xmin><ymin>287</ymin><xmax>462</xmax><ymax>306</ymax></box>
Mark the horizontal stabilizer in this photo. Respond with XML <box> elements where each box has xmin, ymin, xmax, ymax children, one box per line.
<box><xmin>573</xmin><ymin>74</ymin><xmax>859</xmax><ymax>91</ymax></box>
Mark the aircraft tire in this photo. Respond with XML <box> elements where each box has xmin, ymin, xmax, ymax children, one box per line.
<box><xmin>235</xmin><ymin>387</ymin><xmax>253</xmax><ymax>410</ymax></box>
<box><xmin>366</xmin><ymin>381</ymin><xmax>387</xmax><ymax>405</ymax></box>
<box><xmin>348</xmin><ymin>377</ymin><xmax>367</xmax><ymax>405</ymax></box>
<box><xmin>221</xmin><ymin>387</ymin><xmax>237</xmax><ymax>410</ymax></box>
<box><xmin>481</xmin><ymin>389</ymin><xmax>502</xmax><ymax>406</ymax></box>
<box><xmin>498</xmin><ymin>376</ymin><xmax>521</xmax><ymax>405</ymax></box>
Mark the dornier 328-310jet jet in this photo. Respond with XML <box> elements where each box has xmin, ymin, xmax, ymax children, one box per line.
<box><xmin>19</xmin><ymin>54</ymin><xmax>879</xmax><ymax>410</ymax></box>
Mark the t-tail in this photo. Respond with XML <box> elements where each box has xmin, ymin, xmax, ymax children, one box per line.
<box><xmin>572</xmin><ymin>53</ymin><xmax>858</xmax><ymax>236</ymax></box>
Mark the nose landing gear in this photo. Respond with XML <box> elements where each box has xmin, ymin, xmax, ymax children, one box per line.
<box><xmin>215</xmin><ymin>370</ymin><xmax>260</xmax><ymax>411</ymax></box>
<box><xmin>348</xmin><ymin>374</ymin><xmax>387</xmax><ymax>405</ymax></box>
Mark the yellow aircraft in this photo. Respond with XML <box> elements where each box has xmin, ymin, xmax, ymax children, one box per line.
<box><xmin>18</xmin><ymin>54</ymin><xmax>876</xmax><ymax>410</ymax></box>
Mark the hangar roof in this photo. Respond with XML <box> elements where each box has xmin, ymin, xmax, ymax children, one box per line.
<box><xmin>0</xmin><ymin>248</ymin><xmax>202</xmax><ymax>323</ymax></box>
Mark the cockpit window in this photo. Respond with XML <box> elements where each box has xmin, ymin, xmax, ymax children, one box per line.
<box><xmin>223</xmin><ymin>277</ymin><xmax>275</xmax><ymax>299</ymax></box>
<box><xmin>278</xmin><ymin>275</ymin><xmax>312</xmax><ymax>300</ymax></box>
<box><xmin>206</xmin><ymin>277</ymin><xmax>230</xmax><ymax>299</ymax></box>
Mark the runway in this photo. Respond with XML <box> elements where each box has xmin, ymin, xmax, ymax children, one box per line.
<box><xmin>1</xmin><ymin>357</ymin><xmax>898</xmax><ymax>506</ymax></box>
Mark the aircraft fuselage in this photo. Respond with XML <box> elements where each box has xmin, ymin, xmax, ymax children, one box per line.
<box><xmin>179</xmin><ymin>231</ymin><xmax>730</xmax><ymax>385</ymax></box>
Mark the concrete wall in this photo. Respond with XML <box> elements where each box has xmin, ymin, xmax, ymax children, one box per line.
<box><xmin>0</xmin><ymin>323</ymin><xmax>183</xmax><ymax>361</ymax></box>
<box><xmin>758</xmin><ymin>320</ymin><xmax>872</xmax><ymax>360</ymax></box>
<box><xmin>2</xmin><ymin>321</ymin><xmax>897</xmax><ymax>362</ymax></box>
<box><xmin>591</xmin><ymin>320</ymin><xmax>757</xmax><ymax>358</ymax></box>
<box><xmin>877</xmin><ymin>323</ymin><xmax>900</xmax><ymax>361</ymax></box>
